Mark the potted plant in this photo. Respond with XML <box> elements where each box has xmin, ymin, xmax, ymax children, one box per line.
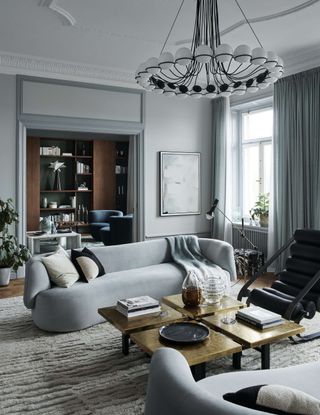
<box><xmin>250</xmin><ymin>193</ymin><xmax>270</xmax><ymax>227</ymax></box>
<box><xmin>0</xmin><ymin>198</ymin><xmax>31</xmax><ymax>286</ymax></box>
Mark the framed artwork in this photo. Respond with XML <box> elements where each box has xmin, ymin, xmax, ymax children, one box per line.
<box><xmin>159</xmin><ymin>151</ymin><xmax>201</xmax><ymax>216</ymax></box>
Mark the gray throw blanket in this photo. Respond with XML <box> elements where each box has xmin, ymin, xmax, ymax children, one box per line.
<box><xmin>166</xmin><ymin>235</ymin><xmax>230</xmax><ymax>288</ymax></box>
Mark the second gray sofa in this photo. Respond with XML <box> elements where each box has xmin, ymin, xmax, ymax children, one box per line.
<box><xmin>24</xmin><ymin>238</ymin><xmax>236</xmax><ymax>332</ymax></box>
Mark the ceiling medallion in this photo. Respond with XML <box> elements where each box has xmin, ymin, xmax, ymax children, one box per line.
<box><xmin>135</xmin><ymin>0</ymin><xmax>283</xmax><ymax>99</ymax></box>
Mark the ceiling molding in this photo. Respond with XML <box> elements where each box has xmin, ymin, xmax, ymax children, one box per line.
<box><xmin>39</xmin><ymin>0</ymin><xmax>76</xmax><ymax>26</ymax></box>
<box><xmin>0</xmin><ymin>51</ymin><xmax>137</xmax><ymax>88</ymax></box>
<box><xmin>0</xmin><ymin>46</ymin><xmax>320</xmax><ymax>89</ymax></box>
<box><xmin>175</xmin><ymin>0</ymin><xmax>320</xmax><ymax>46</ymax></box>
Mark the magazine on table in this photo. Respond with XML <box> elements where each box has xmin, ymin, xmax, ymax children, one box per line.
<box><xmin>117</xmin><ymin>296</ymin><xmax>159</xmax><ymax>311</ymax></box>
<box><xmin>237</xmin><ymin>306</ymin><xmax>282</xmax><ymax>325</ymax></box>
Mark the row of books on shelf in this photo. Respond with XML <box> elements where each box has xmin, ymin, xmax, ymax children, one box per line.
<box><xmin>236</xmin><ymin>306</ymin><xmax>284</xmax><ymax>329</ymax></box>
<box><xmin>116</xmin><ymin>296</ymin><xmax>160</xmax><ymax>318</ymax></box>
<box><xmin>77</xmin><ymin>161</ymin><xmax>91</xmax><ymax>174</ymax></box>
<box><xmin>40</xmin><ymin>146</ymin><xmax>61</xmax><ymax>155</ymax></box>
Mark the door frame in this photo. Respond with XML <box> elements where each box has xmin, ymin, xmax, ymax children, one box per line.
<box><xmin>16</xmin><ymin>76</ymin><xmax>145</xmax><ymax>246</ymax></box>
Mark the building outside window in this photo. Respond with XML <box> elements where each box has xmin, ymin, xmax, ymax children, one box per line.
<box><xmin>234</xmin><ymin>106</ymin><xmax>273</xmax><ymax>222</ymax></box>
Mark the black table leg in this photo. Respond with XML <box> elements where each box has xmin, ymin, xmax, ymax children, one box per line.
<box><xmin>233</xmin><ymin>352</ymin><xmax>242</xmax><ymax>369</ymax></box>
<box><xmin>122</xmin><ymin>334</ymin><xmax>130</xmax><ymax>355</ymax></box>
<box><xmin>191</xmin><ymin>362</ymin><xmax>206</xmax><ymax>381</ymax></box>
<box><xmin>261</xmin><ymin>344</ymin><xmax>270</xmax><ymax>369</ymax></box>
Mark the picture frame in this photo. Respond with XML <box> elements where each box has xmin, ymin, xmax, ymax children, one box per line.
<box><xmin>159</xmin><ymin>151</ymin><xmax>201</xmax><ymax>216</ymax></box>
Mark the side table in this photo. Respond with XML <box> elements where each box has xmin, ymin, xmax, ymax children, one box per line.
<box><xmin>26</xmin><ymin>231</ymin><xmax>81</xmax><ymax>255</ymax></box>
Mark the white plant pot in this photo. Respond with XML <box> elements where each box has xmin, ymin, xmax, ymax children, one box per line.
<box><xmin>0</xmin><ymin>267</ymin><xmax>11</xmax><ymax>286</ymax></box>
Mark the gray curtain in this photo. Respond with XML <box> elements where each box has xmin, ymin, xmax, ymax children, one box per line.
<box><xmin>270</xmin><ymin>67</ymin><xmax>320</xmax><ymax>264</ymax></box>
<box><xmin>211</xmin><ymin>97</ymin><xmax>232</xmax><ymax>241</ymax></box>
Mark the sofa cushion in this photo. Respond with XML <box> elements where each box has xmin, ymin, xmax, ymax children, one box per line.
<box><xmin>224</xmin><ymin>384</ymin><xmax>320</xmax><ymax>415</ymax></box>
<box><xmin>71</xmin><ymin>248</ymin><xmax>105</xmax><ymax>282</ymax></box>
<box><xmin>87</xmin><ymin>239</ymin><xmax>172</xmax><ymax>273</ymax></box>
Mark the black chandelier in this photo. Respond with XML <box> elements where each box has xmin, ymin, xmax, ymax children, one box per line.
<box><xmin>135</xmin><ymin>0</ymin><xmax>283</xmax><ymax>98</ymax></box>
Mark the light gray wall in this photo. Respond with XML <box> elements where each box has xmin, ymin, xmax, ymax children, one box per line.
<box><xmin>0</xmin><ymin>74</ymin><xmax>212</xmax><ymax>239</ymax></box>
<box><xmin>144</xmin><ymin>93</ymin><xmax>212</xmax><ymax>238</ymax></box>
<box><xmin>0</xmin><ymin>74</ymin><xmax>16</xmax><ymax>201</ymax></box>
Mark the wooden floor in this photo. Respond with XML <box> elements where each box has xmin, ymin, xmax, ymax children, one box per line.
<box><xmin>0</xmin><ymin>278</ymin><xmax>24</xmax><ymax>299</ymax></box>
<box><xmin>0</xmin><ymin>273</ymin><xmax>276</xmax><ymax>300</ymax></box>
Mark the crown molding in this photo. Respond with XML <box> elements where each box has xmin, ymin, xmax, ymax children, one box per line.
<box><xmin>0</xmin><ymin>51</ymin><xmax>139</xmax><ymax>88</ymax></box>
<box><xmin>1</xmin><ymin>45</ymin><xmax>320</xmax><ymax>90</ymax></box>
<box><xmin>175</xmin><ymin>0</ymin><xmax>320</xmax><ymax>46</ymax></box>
<box><xmin>39</xmin><ymin>0</ymin><xmax>76</xmax><ymax>26</ymax></box>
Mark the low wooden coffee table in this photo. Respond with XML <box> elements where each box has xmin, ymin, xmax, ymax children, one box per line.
<box><xmin>202</xmin><ymin>311</ymin><xmax>304</xmax><ymax>369</ymax></box>
<box><xmin>162</xmin><ymin>294</ymin><xmax>245</xmax><ymax>319</ymax></box>
<box><xmin>130</xmin><ymin>323</ymin><xmax>241</xmax><ymax>381</ymax></box>
<box><xmin>98</xmin><ymin>304</ymin><xmax>184</xmax><ymax>355</ymax></box>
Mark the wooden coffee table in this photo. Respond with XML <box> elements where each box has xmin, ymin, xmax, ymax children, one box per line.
<box><xmin>130</xmin><ymin>323</ymin><xmax>241</xmax><ymax>380</ymax></box>
<box><xmin>202</xmin><ymin>311</ymin><xmax>304</xmax><ymax>369</ymax></box>
<box><xmin>162</xmin><ymin>294</ymin><xmax>245</xmax><ymax>319</ymax></box>
<box><xmin>98</xmin><ymin>304</ymin><xmax>184</xmax><ymax>355</ymax></box>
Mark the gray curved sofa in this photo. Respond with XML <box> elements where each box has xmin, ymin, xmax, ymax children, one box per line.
<box><xmin>145</xmin><ymin>348</ymin><xmax>320</xmax><ymax>415</ymax></box>
<box><xmin>24</xmin><ymin>238</ymin><xmax>236</xmax><ymax>332</ymax></box>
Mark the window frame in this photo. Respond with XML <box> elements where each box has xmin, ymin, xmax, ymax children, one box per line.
<box><xmin>234</xmin><ymin>104</ymin><xmax>273</xmax><ymax>220</ymax></box>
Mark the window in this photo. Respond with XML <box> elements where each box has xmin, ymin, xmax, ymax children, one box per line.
<box><xmin>239</xmin><ymin>107</ymin><xmax>273</xmax><ymax>219</ymax></box>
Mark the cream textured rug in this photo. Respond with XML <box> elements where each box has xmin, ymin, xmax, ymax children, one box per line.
<box><xmin>1</xmin><ymin>296</ymin><xmax>320</xmax><ymax>415</ymax></box>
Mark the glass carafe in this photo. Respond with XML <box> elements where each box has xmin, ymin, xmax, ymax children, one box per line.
<box><xmin>182</xmin><ymin>270</ymin><xmax>203</xmax><ymax>307</ymax></box>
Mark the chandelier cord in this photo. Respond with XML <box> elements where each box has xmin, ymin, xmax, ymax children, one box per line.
<box><xmin>234</xmin><ymin>0</ymin><xmax>263</xmax><ymax>48</ymax></box>
<box><xmin>160</xmin><ymin>0</ymin><xmax>185</xmax><ymax>55</ymax></box>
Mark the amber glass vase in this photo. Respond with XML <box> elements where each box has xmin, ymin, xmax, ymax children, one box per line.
<box><xmin>181</xmin><ymin>270</ymin><xmax>203</xmax><ymax>307</ymax></box>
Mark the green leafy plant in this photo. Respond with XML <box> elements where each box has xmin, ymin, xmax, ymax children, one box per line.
<box><xmin>250</xmin><ymin>193</ymin><xmax>269</xmax><ymax>226</ymax></box>
<box><xmin>0</xmin><ymin>198</ymin><xmax>31</xmax><ymax>271</ymax></box>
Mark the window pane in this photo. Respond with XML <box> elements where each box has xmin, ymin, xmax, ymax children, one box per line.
<box><xmin>263</xmin><ymin>143</ymin><xmax>272</xmax><ymax>195</ymax></box>
<box><xmin>243</xmin><ymin>109</ymin><xmax>273</xmax><ymax>140</ymax></box>
<box><xmin>242</xmin><ymin>144</ymin><xmax>260</xmax><ymax>217</ymax></box>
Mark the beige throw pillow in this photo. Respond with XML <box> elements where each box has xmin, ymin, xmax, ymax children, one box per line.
<box><xmin>75</xmin><ymin>256</ymin><xmax>100</xmax><ymax>282</ymax></box>
<box><xmin>42</xmin><ymin>251</ymin><xmax>79</xmax><ymax>288</ymax></box>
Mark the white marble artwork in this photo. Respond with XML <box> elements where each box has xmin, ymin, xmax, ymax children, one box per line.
<box><xmin>160</xmin><ymin>152</ymin><xmax>200</xmax><ymax>216</ymax></box>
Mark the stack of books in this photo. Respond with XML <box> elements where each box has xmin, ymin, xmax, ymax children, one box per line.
<box><xmin>236</xmin><ymin>306</ymin><xmax>284</xmax><ymax>329</ymax></box>
<box><xmin>116</xmin><ymin>296</ymin><xmax>161</xmax><ymax>318</ymax></box>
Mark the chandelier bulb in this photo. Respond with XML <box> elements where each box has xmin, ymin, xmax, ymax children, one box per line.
<box><xmin>215</xmin><ymin>44</ymin><xmax>233</xmax><ymax>63</ymax></box>
<box><xmin>195</xmin><ymin>45</ymin><xmax>213</xmax><ymax>63</ymax></box>
<box><xmin>175</xmin><ymin>47</ymin><xmax>193</xmax><ymax>66</ymax></box>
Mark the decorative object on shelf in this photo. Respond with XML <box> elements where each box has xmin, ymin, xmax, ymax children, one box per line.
<box><xmin>135</xmin><ymin>0</ymin><xmax>283</xmax><ymax>98</ymax></box>
<box><xmin>250</xmin><ymin>193</ymin><xmax>269</xmax><ymax>227</ymax></box>
<box><xmin>82</xmin><ymin>144</ymin><xmax>86</xmax><ymax>156</ymax></box>
<box><xmin>40</xmin><ymin>217</ymin><xmax>52</xmax><ymax>233</ymax></box>
<box><xmin>48</xmin><ymin>202</ymin><xmax>58</xmax><ymax>209</ymax></box>
<box><xmin>70</xmin><ymin>196</ymin><xmax>76</xmax><ymax>208</ymax></box>
<box><xmin>160</xmin><ymin>152</ymin><xmax>200</xmax><ymax>216</ymax></box>
<box><xmin>78</xmin><ymin>182</ymin><xmax>88</xmax><ymax>191</ymax></box>
<box><xmin>49</xmin><ymin>161</ymin><xmax>66</xmax><ymax>191</ymax></box>
<box><xmin>202</xmin><ymin>272</ymin><xmax>225</xmax><ymax>304</ymax></box>
<box><xmin>0</xmin><ymin>198</ymin><xmax>30</xmax><ymax>286</ymax></box>
<box><xmin>41</xmin><ymin>197</ymin><xmax>48</xmax><ymax>208</ymax></box>
<box><xmin>181</xmin><ymin>269</ymin><xmax>203</xmax><ymax>307</ymax></box>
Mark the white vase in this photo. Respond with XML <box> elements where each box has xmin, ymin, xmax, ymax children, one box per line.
<box><xmin>0</xmin><ymin>267</ymin><xmax>11</xmax><ymax>286</ymax></box>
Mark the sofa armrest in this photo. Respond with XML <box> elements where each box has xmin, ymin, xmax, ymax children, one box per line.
<box><xmin>24</xmin><ymin>259</ymin><xmax>51</xmax><ymax>309</ymax></box>
<box><xmin>199</xmin><ymin>238</ymin><xmax>237</xmax><ymax>281</ymax></box>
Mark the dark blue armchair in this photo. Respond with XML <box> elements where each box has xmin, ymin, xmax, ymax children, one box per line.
<box><xmin>100</xmin><ymin>215</ymin><xmax>133</xmax><ymax>246</ymax></box>
<box><xmin>88</xmin><ymin>210</ymin><xmax>123</xmax><ymax>241</ymax></box>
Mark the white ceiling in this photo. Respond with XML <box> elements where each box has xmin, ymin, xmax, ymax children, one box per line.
<box><xmin>0</xmin><ymin>0</ymin><xmax>320</xmax><ymax>86</ymax></box>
